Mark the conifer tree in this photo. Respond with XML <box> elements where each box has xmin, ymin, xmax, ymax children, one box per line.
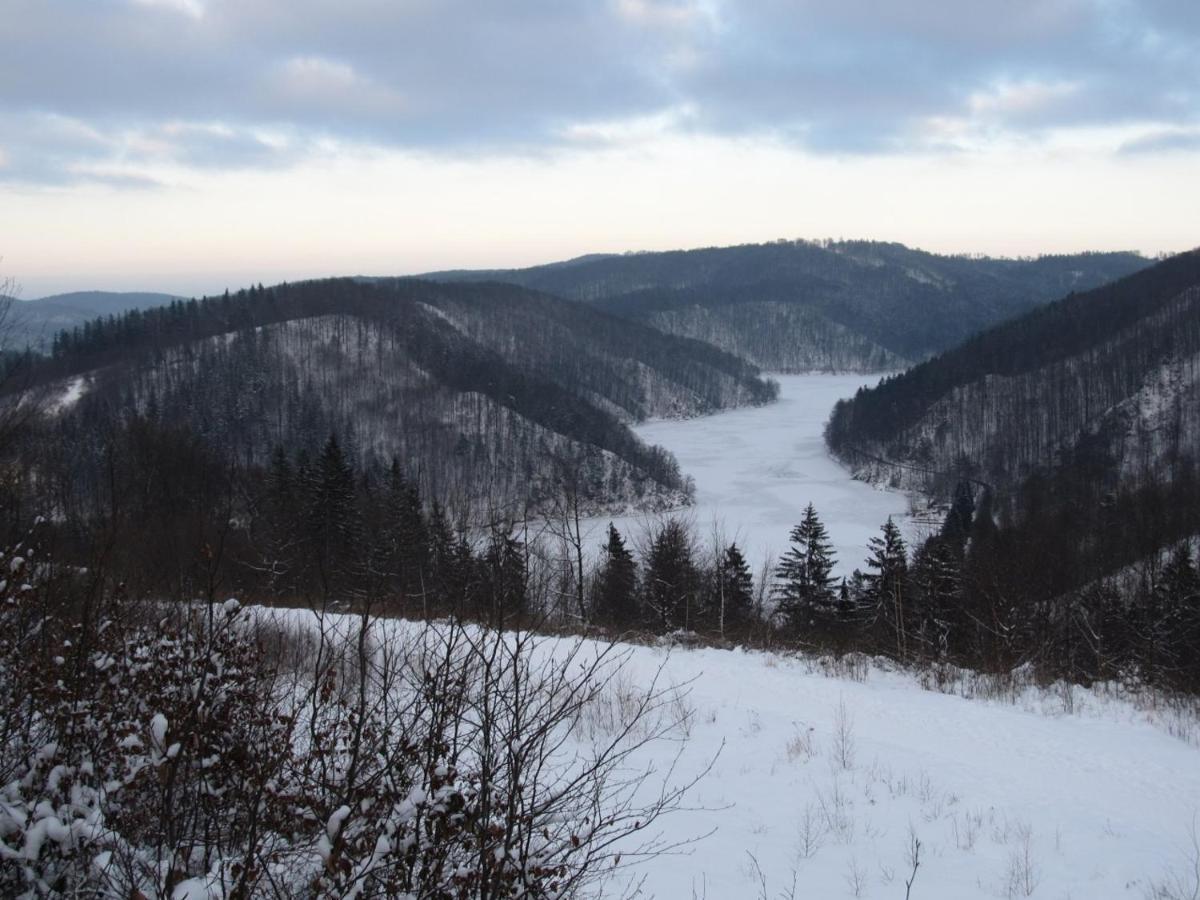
<box><xmin>304</xmin><ymin>433</ymin><xmax>362</xmax><ymax>599</ymax></box>
<box><xmin>591</xmin><ymin>524</ymin><xmax>639</xmax><ymax>628</ymax></box>
<box><xmin>642</xmin><ymin>519</ymin><xmax>700</xmax><ymax>633</ymax></box>
<box><xmin>774</xmin><ymin>503</ymin><xmax>838</xmax><ymax>639</ymax></box>
<box><xmin>711</xmin><ymin>542</ymin><xmax>755</xmax><ymax>638</ymax></box>
<box><xmin>481</xmin><ymin>527</ymin><xmax>528</xmax><ymax>628</ymax></box>
<box><xmin>863</xmin><ymin>517</ymin><xmax>909</xmax><ymax>656</ymax></box>
<box><xmin>385</xmin><ymin>458</ymin><xmax>429</xmax><ymax>606</ymax></box>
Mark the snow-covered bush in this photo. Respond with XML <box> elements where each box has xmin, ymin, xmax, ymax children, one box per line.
<box><xmin>0</xmin><ymin>533</ymin><xmax>697</xmax><ymax>898</ymax></box>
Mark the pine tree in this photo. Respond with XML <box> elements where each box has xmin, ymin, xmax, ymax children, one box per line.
<box><xmin>711</xmin><ymin>543</ymin><xmax>755</xmax><ymax>638</ymax></box>
<box><xmin>940</xmin><ymin>480</ymin><xmax>976</xmax><ymax>553</ymax></box>
<box><xmin>385</xmin><ymin>458</ymin><xmax>429</xmax><ymax>608</ymax></box>
<box><xmin>427</xmin><ymin>501</ymin><xmax>457</xmax><ymax>614</ymax></box>
<box><xmin>773</xmin><ymin>503</ymin><xmax>838</xmax><ymax>639</ymax></box>
<box><xmin>863</xmin><ymin>517</ymin><xmax>909</xmax><ymax>657</ymax></box>
<box><xmin>642</xmin><ymin>519</ymin><xmax>700</xmax><ymax>633</ymax></box>
<box><xmin>591</xmin><ymin>524</ymin><xmax>639</xmax><ymax>628</ymax></box>
<box><xmin>910</xmin><ymin>534</ymin><xmax>962</xmax><ymax>659</ymax></box>
<box><xmin>481</xmin><ymin>527</ymin><xmax>527</xmax><ymax>628</ymax></box>
<box><xmin>1149</xmin><ymin>543</ymin><xmax>1200</xmax><ymax>684</ymax></box>
<box><xmin>304</xmin><ymin>433</ymin><xmax>362</xmax><ymax>599</ymax></box>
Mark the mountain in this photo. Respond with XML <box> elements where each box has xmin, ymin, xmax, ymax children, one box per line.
<box><xmin>27</xmin><ymin>278</ymin><xmax>776</xmax><ymax>520</ymax></box>
<box><xmin>826</xmin><ymin>248</ymin><xmax>1200</xmax><ymax>594</ymax></box>
<box><xmin>5</xmin><ymin>290</ymin><xmax>177</xmax><ymax>351</ymax></box>
<box><xmin>425</xmin><ymin>240</ymin><xmax>1149</xmax><ymax>372</ymax></box>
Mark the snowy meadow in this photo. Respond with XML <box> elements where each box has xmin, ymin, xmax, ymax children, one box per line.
<box><xmin>260</xmin><ymin>608</ymin><xmax>1200</xmax><ymax>899</ymax></box>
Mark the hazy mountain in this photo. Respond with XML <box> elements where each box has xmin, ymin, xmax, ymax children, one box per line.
<box><xmin>30</xmin><ymin>278</ymin><xmax>776</xmax><ymax>520</ymax></box>
<box><xmin>4</xmin><ymin>290</ymin><xmax>178</xmax><ymax>351</ymax></box>
<box><xmin>425</xmin><ymin>240</ymin><xmax>1149</xmax><ymax>372</ymax></box>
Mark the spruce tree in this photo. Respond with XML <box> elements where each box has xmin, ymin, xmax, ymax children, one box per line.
<box><xmin>711</xmin><ymin>542</ymin><xmax>755</xmax><ymax>638</ymax></box>
<box><xmin>304</xmin><ymin>433</ymin><xmax>362</xmax><ymax>599</ymax></box>
<box><xmin>592</xmin><ymin>524</ymin><xmax>639</xmax><ymax>628</ymax></box>
<box><xmin>773</xmin><ymin>503</ymin><xmax>837</xmax><ymax>639</ymax></box>
<box><xmin>642</xmin><ymin>519</ymin><xmax>700</xmax><ymax>633</ymax></box>
<box><xmin>482</xmin><ymin>527</ymin><xmax>527</xmax><ymax>628</ymax></box>
<box><xmin>385</xmin><ymin>458</ymin><xmax>429</xmax><ymax>606</ymax></box>
<box><xmin>863</xmin><ymin>517</ymin><xmax>908</xmax><ymax>656</ymax></box>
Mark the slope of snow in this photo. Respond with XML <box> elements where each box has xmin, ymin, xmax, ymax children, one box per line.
<box><xmin>590</xmin><ymin>374</ymin><xmax>918</xmax><ymax>575</ymax></box>
<box><xmin>607</xmin><ymin>643</ymin><xmax>1200</xmax><ymax>898</ymax></box>
<box><xmin>260</xmin><ymin>608</ymin><xmax>1200</xmax><ymax>898</ymax></box>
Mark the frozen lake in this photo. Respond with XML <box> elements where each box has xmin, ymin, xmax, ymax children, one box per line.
<box><xmin>584</xmin><ymin>374</ymin><xmax>917</xmax><ymax>576</ymax></box>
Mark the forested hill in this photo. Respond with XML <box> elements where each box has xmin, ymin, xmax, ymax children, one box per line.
<box><xmin>24</xmin><ymin>278</ymin><xmax>777</xmax><ymax>520</ymax></box>
<box><xmin>826</xmin><ymin>248</ymin><xmax>1200</xmax><ymax>590</ymax></box>
<box><xmin>6</xmin><ymin>290</ymin><xmax>178</xmax><ymax>351</ymax></box>
<box><xmin>425</xmin><ymin>241</ymin><xmax>1148</xmax><ymax>372</ymax></box>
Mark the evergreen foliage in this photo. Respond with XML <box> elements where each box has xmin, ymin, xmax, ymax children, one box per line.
<box><xmin>774</xmin><ymin>503</ymin><xmax>838</xmax><ymax>638</ymax></box>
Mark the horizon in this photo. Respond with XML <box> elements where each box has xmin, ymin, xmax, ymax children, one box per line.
<box><xmin>2</xmin><ymin>1</ymin><xmax>1198</xmax><ymax>298</ymax></box>
<box><xmin>6</xmin><ymin>236</ymin><xmax>1180</xmax><ymax>301</ymax></box>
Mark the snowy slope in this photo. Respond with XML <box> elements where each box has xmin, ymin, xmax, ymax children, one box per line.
<box><xmin>605</xmin><ymin>644</ymin><xmax>1200</xmax><ymax>898</ymax></box>
<box><xmin>261</xmin><ymin>608</ymin><xmax>1200</xmax><ymax>899</ymax></box>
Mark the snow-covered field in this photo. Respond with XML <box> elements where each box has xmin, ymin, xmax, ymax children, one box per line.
<box><xmin>591</xmin><ymin>374</ymin><xmax>916</xmax><ymax>576</ymax></box>
<box><xmin>262</xmin><ymin>608</ymin><xmax>1200</xmax><ymax>899</ymax></box>
<box><xmin>606</xmin><ymin>643</ymin><xmax>1200</xmax><ymax>899</ymax></box>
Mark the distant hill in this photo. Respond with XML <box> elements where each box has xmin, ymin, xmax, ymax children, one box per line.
<box><xmin>425</xmin><ymin>241</ymin><xmax>1149</xmax><ymax>372</ymax></box>
<box><xmin>4</xmin><ymin>291</ymin><xmax>177</xmax><ymax>351</ymax></box>
<box><xmin>27</xmin><ymin>278</ymin><xmax>776</xmax><ymax>519</ymax></box>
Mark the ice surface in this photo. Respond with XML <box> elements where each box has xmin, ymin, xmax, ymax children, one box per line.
<box><xmin>591</xmin><ymin>374</ymin><xmax>917</xmax><ymax>575</ymax></box>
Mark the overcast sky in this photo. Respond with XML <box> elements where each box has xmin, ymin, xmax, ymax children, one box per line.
<box><xmin>1</xmin><ymin>0</ymin><xmax>1197</xmax><ymax>297</ymax></box>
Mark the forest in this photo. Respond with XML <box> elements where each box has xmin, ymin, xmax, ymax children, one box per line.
<box><xmin>823</xmin><ymin>250</ymin><xmax>1200</xmax><ymax>692</ymax></box>
<box><xmin>3</xmin><ymin>277</ymin><xmax>777</xmax><ymax>526</ymax></box>
<box><xmin>429</xmin><ymin>240</ymin><xmax>1149</xmax><ymax>371</ymax></box>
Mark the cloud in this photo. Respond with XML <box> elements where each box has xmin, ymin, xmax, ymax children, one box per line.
<box><xmin>1119</xmin><ymin>128</ymin><xmax>1200</xmax><ymax>154</ymax></box>
<box><xmin>1</xmin><ymin>0</ymin><xmax>1197</xmax><ymax>185</ymax></box>
<box><xmin>130</xmin><ymin>0</ymin><xmax>205</xmax><ymax>20</ymax></box>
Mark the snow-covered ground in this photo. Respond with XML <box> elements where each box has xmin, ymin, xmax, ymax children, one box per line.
<box><xmin>261</xmin><ymin>608</ymin><xmax>1200</xmax><ymax>899</ymax></box>
<box><xmin>606</xmin><ymin>643</ymin><xmax>1200</xmax><ymax>898</ymax></box>
<box><xmin>590</xmin><ymin>374</ymin><xmax>917</xmax><ymax>576</ymax></box>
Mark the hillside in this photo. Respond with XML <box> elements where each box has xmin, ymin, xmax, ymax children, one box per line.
<box><xmin>826</xmin><ymin>250</ymin><xmax>1200</xmax><ymax>493</ymax></box>
<box><xmin>6</xmin><ymin>290</ymin><xmax>177</xmax><ymax>350</ymax></box>
<box><xmin>825</xmin><ymin>249</ymin><xmax>1200</xmax><ymax>603</ymax></box>
<box><xmin>27</xmin><ymin>278</ymin><xmax>776</xmax><ymax>520</ymax></box>
<box><xmin>426</xmin><ymin>241</ymin><xmax>1149</xmax><ymax>372</ymax></box>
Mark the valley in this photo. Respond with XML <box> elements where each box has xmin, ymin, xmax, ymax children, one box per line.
<box><xmin>584</xmin><ymin>374</ymin><xmax>918</xmax><ymax>578</ymax></box>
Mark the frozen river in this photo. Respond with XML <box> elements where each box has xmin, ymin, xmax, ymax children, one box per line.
<box><xmin>585</xmin><ymin>374</ymin><xmax>917</xmax><ymax>577</ymax></box>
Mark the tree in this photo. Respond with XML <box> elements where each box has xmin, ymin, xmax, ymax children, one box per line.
<box><xmin>481</xmin><ymin>525</ymin><xmax>527</xmax><ymax>628</ymax></box>
<box><xmin>909</xmin><ymin>535</ymin><xmax>962</xmax><ymax>659</ymax></box>
<box><xmin>773</xmin><ymin>503</ymin><xmax>838</xmax><ymax>640</ymax></box>
<box><xmin>642</xmin><ymin>519</ymin><xmax>701</xmax><ymax>633</ymax></box>
<box><xmin>385</xmin><ymin>458</ymin><xmax>430</xmax><ymax>611</ymax></box>
<box><xmin>591</xmin><ymin>523</ymin><xmax>639</xmax><ymax>629</ymax></box>
<box><xmin>940</xmin><ymin>479</ymin><xmax>976</xmax><ymax>553</ymax></box>
<box><xmin>304</xmin><ymin>433</ymin><xmax>362</xmax><ymax>599</ymax></box>
<box><xmin>710</xmin><ymin>542</ymin><xmax>756</xmax><ymax>639</ymax></box>
<box><xmin>863</xmin><ymin>517</ymin><xmax>909</xmax><ymax>657</ymax></box>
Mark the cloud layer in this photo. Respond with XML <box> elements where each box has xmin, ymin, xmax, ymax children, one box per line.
<box><xmin>0</xmin><ymin>0</ymin><xmax>1197</xmax><ymax>184</ymax></box>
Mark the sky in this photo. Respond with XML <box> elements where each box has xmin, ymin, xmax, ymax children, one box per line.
<box><xmin>1</xmin><ymin>0</ymin><xmax>1197</xmax><ymax>298</ymax></box>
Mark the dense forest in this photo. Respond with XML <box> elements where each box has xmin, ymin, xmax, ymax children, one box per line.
<box><xmin>823</xmin><ymin>250</ymin><xmax>1200</xmax><ymax>689</ymax></box>
<box><xmin>3</xmin><ymin>278</ymin><xmax>777</xmax><ymax>528</ymax></box>
<box><xmin>428</xmin><ymin>240</ymin><xmax>1149</xmax><ymax>371</ymax></box>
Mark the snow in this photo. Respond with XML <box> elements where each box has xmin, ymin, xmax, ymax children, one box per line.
<box><xmin>605</xmin><ymin>644</ymin><xmax>1200</xmax><ymax>898</ymax></box>
<box><xmin>593</xmin><ymin>374</ymin><xmax>917</xmax><ymax>575</ymax></box>
<box><xmin>256</xmin><ymin>608</ymin><xmax>1200</xmax><ymax>898</ymax></box>
<box><xmin>49</xmin><ymin>376</ymin><xmax>88</xmax><ymax>414</ymax></box>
